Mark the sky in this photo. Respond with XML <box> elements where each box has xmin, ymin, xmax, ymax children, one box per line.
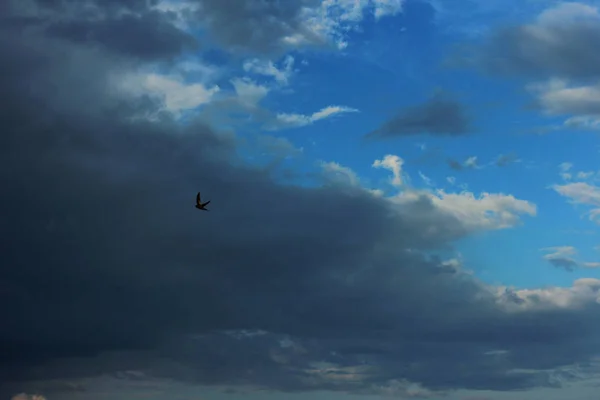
<box><xmin>3</xmin><ymin>0</ymin><xmax>600</xmax><ymax>399</ymax></box>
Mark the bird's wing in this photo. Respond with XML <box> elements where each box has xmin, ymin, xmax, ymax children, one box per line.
<box><xmin>202</xmin><ymin>200</ymin><xmax>211</xmax><ymax>207</ymax></box>
<box><xmin>196</xmin><ymin>192</ymin><xmax>201</xmax><ymax>204</ymax></box>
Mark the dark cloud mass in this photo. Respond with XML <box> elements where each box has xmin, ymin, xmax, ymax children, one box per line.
<box><xmin>6</xmin><ymin>0</ymin><xmax>197</xmax><ymax>60</ymax></box>
<box><xmin>3</xmin><ymin>0</ymin><xmax>600</xmax><ymax>398</ymax></box>
<box><xmin>46</xmin><ymin>11</ymin><xmax>197</xmax><ymax>60</ymax></box>
<box><xmin>367</xmin><ymin>94</ymin><xmax>471</xmax><ymax>139</ymax></box>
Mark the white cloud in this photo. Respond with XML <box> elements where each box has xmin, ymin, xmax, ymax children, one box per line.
<box><xmin>372</xmin><ymin>154</ymin><xmax>405</xmax><ymax>187</ymax></box>
<box><xmin>494</xmin><ymin>2</ymin><xmax>600</xmax><ymax>131</ymax></box>
<box><xmin>527</xmin><ymin>79</ymin><xmax>600</xmax><ymax>128</ymax></box>
<box><xmin>559</xmin><ymin>162</ymin><xmax>573</xmax><ymax>171</ymax></box>
<box><xmin>541</xmin><ymin>246</ymin><xmax>579</xmax><ymax>271</ymax></box>
<box><xmin>153</xmin><ymin>0</ymin><xmax>200</xmax><ymax>31</ymax></box>
<box><xmin>542</xmin><ymin>245</ymin><xmax>577</xmax><ymax>259</ymax></box>
<box><xmin>419</xmin><ymin>171</ymin><xmax>434</xmax><ymax>186</ymax></box>
<box><xmin>176</xmin><ymin>59</ymin><xmax>222</xmax><ymax>82</ymax></box>
<box><xmin>113</xmin><ymin>71</ymin><xmax>220</xmax><ymax>115</ymax></box>
<box><xmin>321</xmin><ymin>158</ymin><xmax>536</xmax><ymax>235</ymax></box>
<box><xmin>553</xmin><ymin>181</ymin><xmax>600</xmax><ymax>223</ymax></box>
<box><xmin>267</xmin><ymin>105</ymin><xmax>358</xmax><ymax>130</ymax></box>
<box><xmin>577</xmin><ymin>170</ymin><xmax>596</xmax><ymax>180</ymax></box>
<box><xmin>230</xmin><ymin>77</ymin><xmax>270</xmax><ymax>108</ymax></box>
<box><xmin>535</xmin><ymin>2</ymin><xmax>600</xmax><ymax>25</ymax></box>
<box><xmin>464</xmin><ymin>155</ymin><xmax>479</xmax><ymax>169</ymax></box>
<box><xmin>498</xmin><ymin>278</ymin><xmax>600</xmax><ymax>312</ymax></box>
<box><xmin>582</xmin><ymin>262</ymin><xmax>600</xmax><ymax>269</ymax></box>
<box><xmin>143</xmin><ymin>74</ymin><xmax>220</xmax><ymax>113</ymax></box>
<box><xmin>393</xmin><ymin>189</ymin><xmax>537</xmax><ymax>232</ymax></box>
<box><xmin>243</xmin><ymin>55</ymin><xmax>295</xmax><ymax>85</ymax></box>
<box><xmin>559</xmin><ymin>161</ymin><xmax>573</xmax><ymax>180</ymax></box>
<box><xmin>565</xmin><ymin>115</ymin><xmax>600</xmax><ymax>130</ymax></box>
<box><xmin>374</xmin><ymin>0</ymin><xmax>404</xmax><ymax>18</ymax></box>
<box><xmin>320</xmin><ymin>161</ymin><xmax>360</xmax><ymax>186</ymax></box>
<box><xmin>528</xmin><ymin>79</ymin><xmax>600</xmax><ymax>116</ymax></box>
<box><xmin>288</xmin><ymin>0</ymin><xmax>405</xmax><ymax>49</ymax></box>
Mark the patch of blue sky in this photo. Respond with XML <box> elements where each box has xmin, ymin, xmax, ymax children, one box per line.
<box><xmin>181</xmin><ymin>0</ymin><xmax>600</xmax><ymax>291</ymax></box>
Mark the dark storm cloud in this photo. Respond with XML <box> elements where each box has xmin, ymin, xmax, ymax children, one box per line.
<box><xmin>45</xmin><ymin>11</ymin><xmax>197</xmax><ymax>60</ymax></box>
<box><xmin>4</xmin><ymin>2</ymin><xmax>600</xmax><ymax>398</ymax></box>
<box><xmin>469</xmin><ymin>3</ymin><xmax>600</xmax><ymax>80</ymax></box>
<box><xmin>5</xmin><ymin>0</ymin><xmax>197</xmax><ymax>60</ymax></box>
<box><xmin>366</xmin><ymin>94</ymin><xmax>471</xmax><ymax>139</ymax></box>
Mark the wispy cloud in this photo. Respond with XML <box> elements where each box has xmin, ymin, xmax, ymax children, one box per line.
<box><xmin>266</xmin><ymin>105</ymin><xmax>358</xmax><ymax>130</ymax></box>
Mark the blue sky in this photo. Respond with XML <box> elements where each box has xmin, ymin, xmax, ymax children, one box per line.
<box><xmin>172</xmin><ymin>0</ymin><xmax>600</xmax><ymax>289</ymax></box>
<box><xmin>5</xmin><ymin>0</ymin><xmax>600</xmax><ymax>399</ymax></box>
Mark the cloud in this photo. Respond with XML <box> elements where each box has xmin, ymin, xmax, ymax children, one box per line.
<box><xmin>197</xmin><ymin>77</ymin><xmax>356</xmax><ymax>131</ymax></box>
<box><xmin>266</xmin><ymin>105</ymin><xmax>358</xmax><ymax>130</ymax></box>
<box><xmin>541</xmin><ymin>246</ymin><xmax>579</xmax><ymax>271</ymax></box>
<box><xmin>495</xmin><ymin>153</ymin><xmax>519</xmax><ymax>167</ymax></box>
<box><xmin>559</xmin><ymin>162</ymin><xmax>574</xmax><ymax>181</ymax></box>
<box><xmin>373</xmin><ymin>154</ymin><xmax>405</xmax><ymax>186</ymax></box>
<box><xmin>476</xmin><ymin>2</ymin><xmax>600</xmax><ymax>80</ymax></box>
<box><xmin>320</xmin><ymin>161</ymin><xmax>360</xmax><ymax>186</ymax></box>
<box><xmin>367</xmin><ymin>93</ymin><xmax>471</xmax><ymax>138</ymax></box>
<box><xmin>11</xmin><ymin>395</ymin><xmax>46</xmax><ymax>400</ymax></box>
<box><xmin>243</xmin><ymin>55</ymin><xmax>296</xmax><ymax>85</ymax></box>
<box><xmin>8</xmin><ymin>0</ymin><xmax>198</xmax><ymax>61</ymax></box>
<box><xmin>564</xmin><ymin>115</ymin><xmax>600</xmax><ymax>130</ymax></box>
<box><xmin>468</xmin><ymin>2</ymin><xmax>600</xmax><ymax>129</ymax></box>
<box><xmin>527</xmin><ymin>79</ymin><xmax>600</xmax><ymax>122</ymax></box>
<box><xmin>448</xmin><ymin>159</ymin><xmax>464</xmax><ymax>171</ymax></box>
<box><xmin>552</xmin><ymin>182</ymin><xmax>600</xmax><ymax>223</ymax></box>
<box><xmin>447</xmin><ymin>156</ymin><xmax>479</xmax><ymax>171</ymax></box>
<box><xmin>541</xmin><ymin>246</ymin><xmax>600</xmax><ymax>271</ymax></box>
<box><xmin>393</xmin><ymin>190</ymin><xmax>537</xmax><ymax>233</ymax></box>
<box><xmin>118</xmin><ymin>72</ymin><xmax>220</xmax><ymax>115</ymax></box>
<box><xmin>464</xmin><ymin>156</ymin><xmax>479</xmax><ymax>169</ymax></box>
<box><xmin>190</xmin><ymin>0</ymin><xmax>405</xmax><ymax>55</ymax></box>
<box><xmin>419</xmin><ymin>171</ymin><xmax>434</xmax><ymax>186</ymax></box>
<box><xmin>230</xmin><ymin>77</ymin><xmax>271</xmax><ymax>108</ymax></box>
<box><xmin>582</xmin><ymin>262</ymin><xmax>600</xmax><ymax>269</ymax></box>
<box><xmin>6</xmin><ymin>1</ymin><xmax>600</xmax><ymax>397</ymax></box>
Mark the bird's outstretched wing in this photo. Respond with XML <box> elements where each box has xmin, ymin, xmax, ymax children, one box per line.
<box><xmin>196</xmin><ymin>192</ymin><xmax>201</xmax><ymax>205</ymax></box>
<box><xmin>201</xmin><ymin>200</ymin><xmax>211</xmax><ymax>207</ymax></box>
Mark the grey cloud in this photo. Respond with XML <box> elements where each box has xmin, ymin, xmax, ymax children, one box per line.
<box><xmin>546</xmin><ymin>257</ymin><xmax>579</xmax><ymax>272</ymax></box>
<box><xmin>367</xmin><ymin>94</ymin><xmax>471</xmax><ymax>139</ymax></box>
<box><xmin>6</xmin><ymin>0</ymin><xmax>197</xmax><ymax>61</ymax></box>
<box><xmin>193</xmin><ymin>0</ymin><xmax>328</xmax><ymax>55</ymax></box>
<box><xmin>4</xmin><ymin>3</ymin><xmax>600</xmax><ymax>398</ymax></box>
<box><xmin>45</xmin><ymin>11</ymin><xmax>198</xmax><ymax>60</ymax></box>
<box><xmin>446</xmin><ymin>156</ymin><xmax>478</xmax><ymax>171</ymax></box>
<box><xmin>472</xmin><ymin>7</ymin><xmax>600</xmax><ymax>80</ymax></box>
<box><xmin>447</xmin><ymin>159</ymin><xmax>464</xmax><ymax>171</ymax></box>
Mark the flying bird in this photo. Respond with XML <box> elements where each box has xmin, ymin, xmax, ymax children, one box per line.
<box><xmin>195</xmin><ymin>192</ymin><xmax>211</xmax><ymax>211</ymax></box>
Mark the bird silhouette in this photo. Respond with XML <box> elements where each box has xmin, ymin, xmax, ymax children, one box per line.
<box><xmin>195</xmin><ymin>192</ymin><xmax>211</xmax><ymax>211</ymax></box>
